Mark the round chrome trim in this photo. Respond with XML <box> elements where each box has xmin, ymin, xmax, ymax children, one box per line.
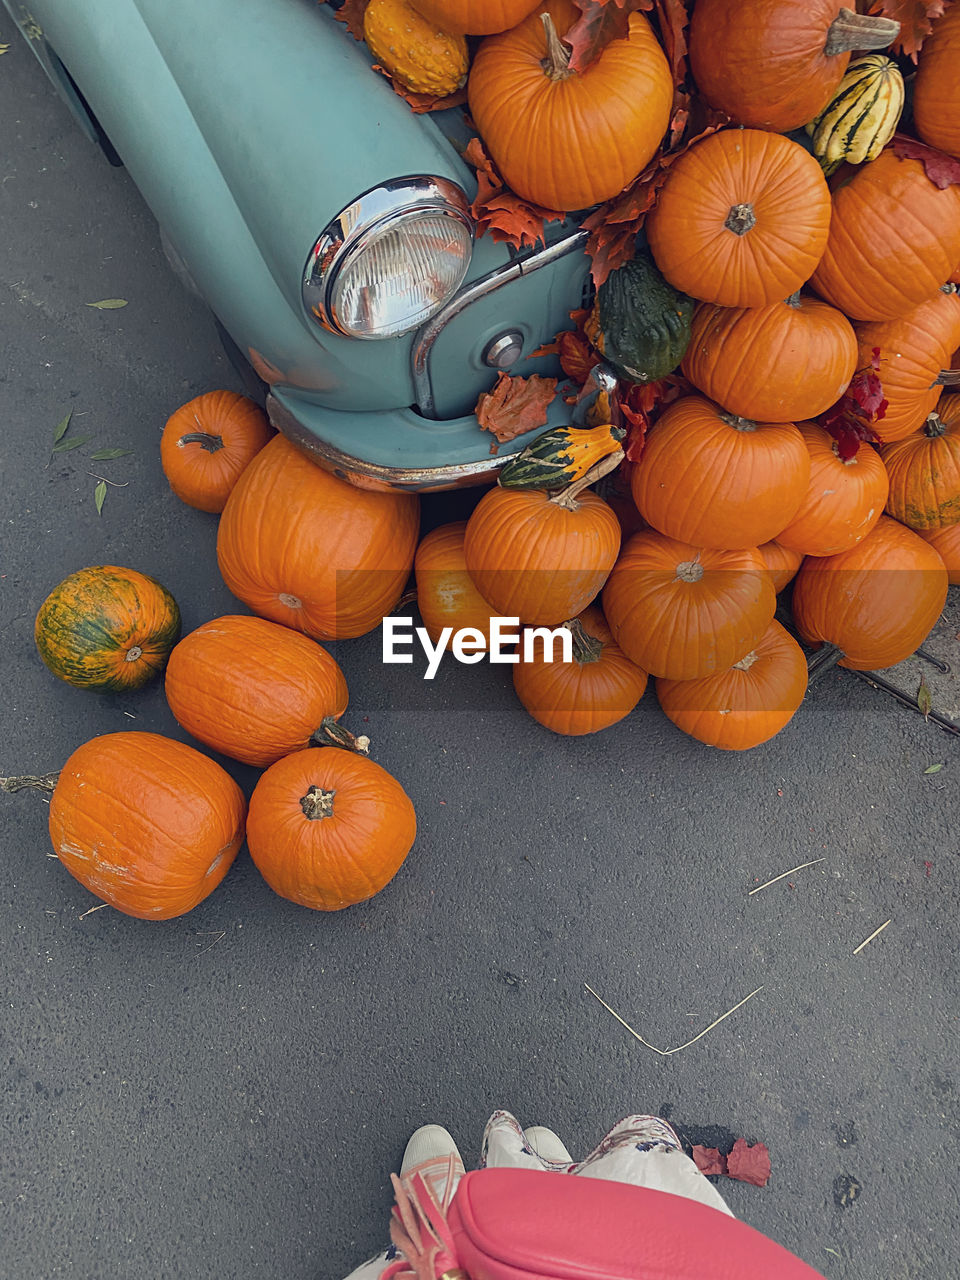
<box><xmin>483</xmin><ymin>330</ymin><xmax>525</xmax><ymax>369</ymax></box>
<box><xmin>302</xmin><ymin>176</ymin><xmax>474</xmax><ymax>340</ymax></box>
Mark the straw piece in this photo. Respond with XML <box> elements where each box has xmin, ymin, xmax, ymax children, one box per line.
<box><xmin>853</xmin><ymin>919</ymin><xmax>891</xmax><ymax>955</ymax></box>
<box><xmin>584</xmin><ymin>983</ymin><xmax>764</xmax><ymax>1056</ymax></box>
<box><xmin>748</xmin><ymin>857</ymin><xmax>826</xmax><ymax>896</ymax></box>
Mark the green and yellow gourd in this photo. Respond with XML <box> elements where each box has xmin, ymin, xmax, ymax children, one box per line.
<box><xmin>806</xmin><ymin>55</ymin><xmax>904</xmax><ymax>177</ymax></box>
<box><xmin>498</xmin><ymin>423</ymin><xmax>625</xmax><ymax>491</ymax></box>
<box><xmin>35</xmin><ymin>565</ymin><xmax>181</xmax><ymax>692</ymax></box>
<box><xmin>585</xmin><ymin>249</ymin><xmax>694</xmax><ymax>384</ymax></box>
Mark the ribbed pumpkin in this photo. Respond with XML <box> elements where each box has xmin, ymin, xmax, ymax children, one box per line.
<box><xmin>882</xmin><ymin>401</ymin><xmax>960</xmax><ymax>532</ymax></box>
<box><xmin>160</xmin><ymin>391</ymin><xmax>273</xmax><ymax>514</ymax></box>
<box><xmin>792</xmin><ymin>515</ymin><xmax>948</xmax><ymax>670</ymax></box>
<box><xmin>810</xmin><ymin>150</ymin><xmax>960</xmax><ymax>322</ymax></box>
<box><xmin>498</xmin><ymin>424</ymin><xmax>625</xmax><ymax>492</ymax></box>
<box><xmin>409</xmin><ymin>0</ymin><xmax>542</xmax><ymax>34</ymax></box>
<box><xmin>164</xmin><ymin>615</ymin><xmax>351</xmax><ymax>768</ymax></box>
<box><xmin>467</xmin><ymin>0</ymin><xmax>672</xmax><ymax>212</ymax></box>
<box><xmin>856</xmin><ymin>288</ymin><xmax>960</xmax><ymax>442</ymax></box>
<box><xmin>48</xmin><ymin>732</ymin><xmax>246</xmax><ymax>920</ymax></box>
<box><xmin>776</xmin><ymin>422</ymin><xmax>888</xmax><ymax>556</ymax></box>
<box><xmin>602</xmin><ymin>531</ymin><xmax>776</xmax><ymax>681</ymax></box>
<box><xmin>758</xmin><ymin>541</ymin><xmax>803</xmax><ymax>593</ymax></box>
<box><xmin>464</xmin><ymin>479</ymin><xmax>621</xmax><ymax>626</ymax></box>
<box><xmin>513</xmin><ymin>605</ymin><xmax>648</xmax><ymax>736</ymax></box>
<box><xmin>246</xmin><ymin>749</ymin><xmax>416</xmax><ymax>911</ymax></box>
<box><xmin>688</xmin><ymin>0</ymin><xmax>900</xmax><ymax>132</ymax></box>
<box><xmin>912</xmin><ymin>3</ymin><xmax>960</xmax><ymax>159</ymax></box>
<box><xmin>806</xmin><ymin>54</ymin><xmax>904</xmax><ymax>176</ymax></box>
<box><xmin>35</xmin><ymin>566</ymin><xmax>181</xmax><ymax>692</ymax></box>
<box><xmin>681</xmin><ymin>293</ymin><xmax>857</xmax><ymax>423</ymax></box>
<box><xmin>645</xmin><ymin>130</ymin><xmax>832</xmax><ymax>309</ymax></box>
<box><xmin>363</xmin><ymin>0</ymin><xmax>469</xmax><ymax>97</ymax></box>
<box><xmin>919</xmin><ymin>523</ymin><xmax>960</xmax><ymax>584</ymax></box>
<box><xmin>217</xmin><ymin>436</ymin><xmax>419</xmax><ymax>640</ymax></box>
<box><xmin>414</xmin><ymin>521</ymin><xmax>498</xmax><ymax>649</ymax></box>
<box><xmin>657</xmin><ymin>620</ymin><xmax>808</xmax><ymax>751</ymax></box>
<box><xmin>631</xmin><ymin>396</ymin><xmax>810</xmax><ymax>550</ymax></box>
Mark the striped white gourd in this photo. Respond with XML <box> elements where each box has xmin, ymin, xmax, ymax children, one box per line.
<box><xmin>806</xmin><ymin>55</ymin><xmax>904</xmax><ymax>177</ymax></box>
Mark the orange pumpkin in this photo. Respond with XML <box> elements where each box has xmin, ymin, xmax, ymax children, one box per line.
<box><xmin>657</xmin><ymin>620</ymin><xmax>808</xmax><ymax>751</ymax></box>
<box><xmin>882</xmin><ymin>401</ymin><xmax>960</xmax><ymax>532</ymax></box>
<box><xmin>409</xmin><ymin>0</ymin><xmax>542</xmax><ymax>34</ymax></box>
<box><xmin>631</xmin><ymin>396</ymin><xmax>810</xmax><ymax>550</ymax></box>
<box><xmin>602</xmin><ymin>531</ymin><xmax>776</xmax><ymax>681</ymax></box>
<box><xmin>856</xmin><ymin>288</ymin><xmax>960</xmax><ymax>442</ymax></box>
<box><xmin>48</xmin><ymin>732</ymin><xmax>246</xmax><ymax>920</ymax></box>
<box><xmin>217</xmin><ymin>436</ymin><xmax>419</xmax><ymax>640</ymax></box>
<box><xmin>758</xmin><ymin>541</ymin><xmax>803</xmax><ymax>593</ymax></box>
<box><xmin>245</xmin><ymin>749</ymin><xmax>416</xmax><ymax>911</ymax></box>
<box><xmin>681</xmin><ymin>293</ymin><xmax>857</xmax><ymax>423</ymax></box>
<box><xmin>464</xmin><ymin>481</ymin><xmax>621</xmax><ymax>626</ymax></box>
<box><xmin>912</xmin><ymin>3</ymin><xmax>960</xmax><ymax>159</ymax></box>
<box><xmin>792</xmin><ymin>515</ymin><xmax>948</xmax><ymax>670</ymax></box>
<box><xmin>688</xmin><ymin>0</ymin><xmax>901</xmax><ymax>133</ymax></box>
<box><xmin>164</xmin><ymin>615</ymin><xmax>351</xmax><ymax>768</ymax></box>
<box><xmin>467</xmin><ymin>0</ymin><xmax>672</xmax><ymax>211</ymax></box>
<box><xmin>919</xmin><ymin>523</ymin><xmax>960</xmax><ymax>584</ymax></box>
<box><xmin>776</xmin><ymin>422</ymin><xmax>888</xmax><ymax>556</ymax></box>
<box><xmin>513</xmin><ymin>604</ymin><xmax>648</xmax><ymax>736</ymax></box>
<box><xmin>645</xmin><ymin>129</ymin><xmax>832</xmax><ymax>309</ymax></box>
<box><xmin>810</xmin><ymin>151</ymin><xmax>960</xmax><ymax>322</ymax></box>
<box><xmin>160</xmin><ymin>391</ymin><xmax>273</xmax><ymax>514</ymax></box>
<box><xmin>414</xmin><ymin>522</ymin><xmax>498</xmax><ymax>650</ymax></box>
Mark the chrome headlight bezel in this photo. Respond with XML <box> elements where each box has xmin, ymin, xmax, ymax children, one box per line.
<box><xmin>302</xmin><ymin>176</ymin><xmax>474</xmax><ymax>340</ymax></box>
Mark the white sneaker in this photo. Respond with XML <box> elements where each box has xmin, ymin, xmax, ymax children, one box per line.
<box><xmin>400</xmin><ymin>1124</ymin><xmax>465</xmax><ymax>1202</ymax></box>
<box><xmin>523</xmin><ymin>1125</ymin><xmax>573</xmax><ymax>1164</ymax></box>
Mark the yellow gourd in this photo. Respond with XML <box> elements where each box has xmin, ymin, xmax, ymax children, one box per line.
<box><xmin>364</xmin><ymin>0</ymin><xmax>469</xmax><ymax>98</ymax></box>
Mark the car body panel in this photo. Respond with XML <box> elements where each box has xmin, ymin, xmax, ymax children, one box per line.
<box><xmin>4</xmin><ymin>0</ymin><xmax>590</xmax><ymax>486</ymax></box>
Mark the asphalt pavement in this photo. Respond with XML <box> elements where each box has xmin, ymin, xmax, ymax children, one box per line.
<box><xmin>2</xmin><ymin>31</ymin><xmax>959</xmax><ymax>1280</ymax></box>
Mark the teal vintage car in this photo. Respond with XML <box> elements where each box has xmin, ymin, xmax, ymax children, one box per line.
<box><xmin>4</xmin><ymin>0</ymin><xmax>590</xmax><ymax>490</ymax></box>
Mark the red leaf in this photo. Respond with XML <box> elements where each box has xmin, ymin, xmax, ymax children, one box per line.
<box><xmin>529</xmin><ymin>309</ymin><xmax>599</xmax><ymax>385</ymax></box>
<box><xmin>565</xmin><ymin>0</ymin><xmax>655</xmax><ymax>74</ymax></box>
<box><xmin>891</xmin><ymin>133</ymin><xmax>960</xmax><ymax>188</ymax></box>
<box><xmin>868</xmin><ymin>0</ymin><xmax>952</xmax><ymax>60</ymax></box>
<box><xmin>463</xmin><ymin>138</ymin><xmax>566</xmax><ymax>251</ymax></box>
<box><xmin>819</xmin><ymin>349</ymin><xmax>887</xmax><ymax>459</ymax></box>
<box><xmin>651</xmin><ymin>0</ymin><xmax>691</xmax><ymax>83</ymax></box>
<box><xmin>726</xmin><ymin>1139</ymin><xmax>772</xmax><ymax>1188</ymax></box>
<box><xmin>475</xmin><ymin>372</ymin><xmax>559</xmax><ymax>444</ymax></box>
<box><xmin>692</xmin><ymin>1146</ymin><xmax>727</xmax><ymax>1177</ymax></box>
<box><xmin>330</xmin><ymin>0</ymin><xmax>370</xmax><ymax>41</ymax></box>
<box><xmin>619</xmin><ymin>375</ymin><xmax>689</xmax><ymax>461</ymax></box>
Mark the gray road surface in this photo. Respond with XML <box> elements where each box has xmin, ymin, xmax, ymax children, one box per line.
<box><xmin>1</xmin><ymin>32</ymin><xmax>958</xmax><ymax>1280</ymax></box>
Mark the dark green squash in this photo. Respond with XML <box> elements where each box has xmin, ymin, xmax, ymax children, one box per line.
<box><xmin>588</xmin><ymin>250</ymin><xmax>694</xmax><ymax>384</ymax></box>
<box><xmin>498</xmin><ymin>423</ymin><xmax>625</xmax><ymax>491</ymax></box>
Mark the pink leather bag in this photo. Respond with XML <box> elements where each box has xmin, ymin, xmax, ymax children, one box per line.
<box><xmin>386</xmin><ymin>1166</ymin><xmax>826</xmax><ymax>1280</ymax></box>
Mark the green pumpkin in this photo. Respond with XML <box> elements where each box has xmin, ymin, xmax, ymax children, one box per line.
<box><xmin>35</xmin><ymin>565</ymin><xmax>181</xmax><ymax>692</ymax></box>
<box><xmin>589</xmin><ymin>250</ymin><xmax>694</xmax><ymax>384</ymax></box>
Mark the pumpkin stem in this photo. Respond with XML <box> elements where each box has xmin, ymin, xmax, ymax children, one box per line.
<box><xmin>550</xmin><ymin>448</ymin><xmax>624</xmax><ymax>511</ymax></box>
<box><xmin>540</xmin><ymin>13</ymin><xmax>573</xmax><ymax>80</ymax></box>
<box><xmin>785</xmin><ymin>291</ymin><xmax>803</xmax><ymax>308</ymax></box>
<box><xmin>177</xmin><ymin>432</ymin><xmax>225</xmax><ymax>453</ymax></box>
<box><xmin>936</xmin><ymin>369</ymin><xmax>960</xmax><ymax>387</ymax></box>
<box><xmin>393</xmin><ymin>587</ymin><xmax>418</xmax><ymax>613</ymax></box>
<box><xmin>724</xmin><ymin>203</ymin><xmax>756</xmax><ymax>236</ymax></box>
<box><xmin>823</xmin><ymin>8</ymin><xmax>900</xmax><ymax>56</ymax></box>
<box><xmin>300</xmin><ymin>785</ymin><xmax>336</xmax><ymax>820</ymax></box>
<box><xmin>733</xmin><ymin>651</ymin><xmax>759</xmax><ymax>672</ymax></box>
<box><xmin>924</xmin><ymin>412</ymin><xmax>948</xmax><ymax>438</ymax></box>
<box><xmin>311</xmin><ymin>717</ymin><xmax>371</xmax><ymax>755</ymax></box>
<box><xmin>564</xmin><ymin>617</ymin><xmax>604</xmax><ymax>665</ymax></box>
<box><xmin>675</xmin><ymin>559</ymin><xmax>704</xmax><ymax>584</ymax></box>
<box><xmin>0</xmin><ymin>772</ymin><xmax>60</xmax><ymax>794</ymax></box>
<box><xmin>940</xmin><ymin>283</ymin><xmax>958</xmax><ymax>295</ymax></box>
<box><xmin>719</xmin><ymin>411</ymin><xmax>759</xmax><ymax>433</ymax></box>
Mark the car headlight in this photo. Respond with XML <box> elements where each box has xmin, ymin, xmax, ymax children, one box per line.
<box><xmin>302</xmin><ymin>176</ymin><xmax>474</xmax><ymax>340</ymax></box>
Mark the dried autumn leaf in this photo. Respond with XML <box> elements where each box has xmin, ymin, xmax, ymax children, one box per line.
<box><xmin>463</xmin><ymin>137</ymin><xmax>566</xmax><ymax>250</ymax></box>
<box><xmin>85</xmin><ymin>299</ymin><xmax>127</xmax><ymax>310</ymax></box>
<box><xmin>820</xmin><ymin>348</ymin><xmax>887</xmax><ymax>459</ymax></box>
<box><xmin>691</xmin><ymin>1145</ymin><xmax>726</xmax><ymax>1177</ymax></box>
<box><xmin>93</xmin><ymin>480</ymin><xmax>107</xmax><ymax>517</ymax></box>
<box><xmin>371</xmin><ymin>63</ymin><xmax>468</xmax><ymax>113</ymax></box>
<box><xmin>475</xmin><ymin>371</ymin><xmax>558</xmax><ymax>444</ymax></box>
<box><xmin>918</xmin><ymin>673</ymin><xmax>933</xmax><ymax>719</ymax></box>
<box><xmin>565</xmin><ymin>0</ymin><xmax>655</xmax><ymax>74</ymax></box>
<box><xmin>891</xmin><ymin>133</ymin><xmax>960</xmax><ymax>188</ymax></box>
<box><xmin>330</xmin><ymin>0</ymin><xmax>369</xmax><ymax>41</ymax></box>
<box><xmin>726</xmin><ymin>1139</ymin><xmax>771</xmax><ymax>1188</ymax></box>
<box><xmin>619</xmin><ymin>374</ymin><xmax>690</xmax><ymax>461</ymax></box>
<box><xmin>529</xmin><ymin>309</ymin><xmax>599</xmax><ymax>384</ymax></box>
<box><xmin>52</xmin><ymin>412</ymin><xmax>72</xmax><ymax>444</ymax></box>
<box><xmin>651</xmin><ymin>0</ymin><xmax>690</xmax><ymax>83</ymax></box>
<box><xmin>868</xmin><ymin>0</ymin><xmax>949</xmax><ymax>60</ymax></box>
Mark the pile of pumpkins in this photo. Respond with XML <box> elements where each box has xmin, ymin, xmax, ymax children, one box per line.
<box><xmin>16</xmin><ymin>0</ymin><xmax>960</xmax><ymax>924</ymax></box>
